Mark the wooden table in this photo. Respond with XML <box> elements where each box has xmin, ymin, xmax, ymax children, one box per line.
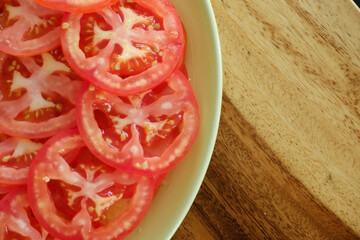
<box><xmin>172</xmin><ymin>0</ymin><xmax>360</xmax><ymax>239</ymax></box>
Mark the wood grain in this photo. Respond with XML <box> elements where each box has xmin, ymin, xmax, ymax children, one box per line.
<box><xmin>173</xmin><ymin>0</ymin><xmax>360</xmax><ymax>239</ymax></box>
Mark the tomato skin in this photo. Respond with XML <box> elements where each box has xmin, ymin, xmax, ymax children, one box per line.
<box><xmin>34</xmin><ymin>0</ymin><xmax>119</xmax><ymax>13</ymax></box>
<box><xmin>28</xmin><ymin>129</ymin><xmax>154</xmax><ymax>240</ymax></box>
<box><xmin>61</xmin><ymin>0</ymin><xmax>185</xmax><ymax>96</ymax></box>
<box><xmin>77</xmin><ymin>70</ymin><xmax>200</xmax><ymax>175</ymax></box>
<box><xmin>0</xmin><ymin>0</ymin><xmax>62</xmax><ymax>56</ymax></box>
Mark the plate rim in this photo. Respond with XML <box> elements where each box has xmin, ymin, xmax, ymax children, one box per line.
<box><xmin>166</xmin><ymin>0</ymin><xmax>223</xmax><ymax>238</ymax></box>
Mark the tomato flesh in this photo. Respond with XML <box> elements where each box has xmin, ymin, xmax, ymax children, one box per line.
<box><xmin>0</xmin><ymin>0</ymin><xmax>62</xmax><ymax>56</ymax></box>
<box><xmin>28</xmin><ymin>129</ymin><xmax>154</xmax><ymax>240</ymax></box>
<box><xmin>77</xmin><ymin>70</ymin><xmax>200</xmax><ymax>175</ymax></box>
<box><xmin>0</xmin><ymin>187</ymin><xmax>53</xmax><ymax>239</ymax></box>
<box><xmin>61</xmin><ymin>0</ymin><xmax>185</xmax><ymax>95</ymax></box>
<box><xmin>46</xmin><ymin>147</ymin><xmax>136</xmax><ymax>224</ymax></box>
<box><xmin>0</xmin><ymin>184</ymin><xmax>18</xmax><ymax>197</ymax></box>
<box><xmin>0</xmin><ymin>48</ymin><xmax>83</xmax><ymax>139</ymax></box>
<box><xmin>0</xmin><ymin>134</ymin><xmax>43</xmax><ymax>185</ymax></box>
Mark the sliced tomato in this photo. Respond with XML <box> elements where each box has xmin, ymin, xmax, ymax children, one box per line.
<box><xmin>0</xmin><ymin>133</ymin><xmax>43</xmax><ymax>185</ymax></box>
<box><xmin>28</xmin><ymin>129</ymin><xmax>154</xmax><ymax>240</ymax></box>
<box><xmin>77</xmin><ymin>70</ymin><xmax>200</xmax><ymax>175</ymax></box>
<box><xmin>34</xmin><ymin>0</ymin><xmax>118</xmax><ymax>13</ymax></box>
<box><xmin>61</xmin><ymin>0</ymin><xmax>185</xmax><ymax>95</ymax></box>
<box><xmin>0</xmin><ymin>187</ymin><xmax>56</xmax><ymax>239</ymax></box>
<box><xmin>0</xmin><ymin>48</ymin><xmax>83</xmax><ymax>139</ymax></box>
<box><xmin>0</xmin><ymin>0</ymin><xmax>62</xmax><ymax>56</ymax></box>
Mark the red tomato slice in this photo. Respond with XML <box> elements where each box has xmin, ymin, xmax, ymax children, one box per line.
<box><xmin>34</xmin><ymin>0</ymin><xmax>118</xmax><ymax>13</ymax></box>
<box><xmin>61</xmin><ymin>0</ymin><xmax>185</xmax><ymax>95</ymax></box>
<box><xmin>0</xmin><ymin>187</ymin><xmax>56</xmax><ymax>240</ymax></box>
<box><xmin>0</xmin><ymin>49</ymin><xmax>83</xmax><ymax>139</ymax></box>
<box><xmin>0</xmin><ymin>133</ymin><xmax>43</xmax><ymax>185</ymax></box>
<box><xmin>28</xmin><ymin>129</ymin><xmax>154</xmax><ymax>240</ymax></box>
<box><xmin>0</xmin><ymin>0</ymin><xmax>62</xmax><ymax>56</ymax></box>
<box><xmin>77</xmin><ymin>70</ymin><xmax>200</xmax><ymax>175</ymax></box>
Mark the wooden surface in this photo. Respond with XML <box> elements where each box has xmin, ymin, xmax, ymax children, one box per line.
<box><xmin>172</xmin><ymin>0</ymin><xmax>360</xmax><ymax>239</ymax></box>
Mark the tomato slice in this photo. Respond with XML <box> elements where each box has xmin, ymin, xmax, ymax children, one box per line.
<box><xmin>77</xmin><ymin>70</ymin><xmax>200</xmax><ymax>175</ymax></box>
<box><xmin>34</xmin><ymin>0</ymin><xmax>118</xmax><ymax>13</ymax></box>
<box><xmin>61</xmin><ymin>0</ymin><xmax>185</xmax><ymax>95</ymax></box>
<box><xmin>0</xmin><ymin>0</ymin><xmax>62</xmax><ymax>56</ymax></box>
<box><xmin>28</xmin><ymin>129</ymin><xmax>154</xmax><ymax>240</ymax></box>
<box><xmin>0</xmin><ymin>187</ymin><xmax>56</xmax><ymax>239</ymax></box>
<box><xmin>0</xmin><ymin>132</ymin><xmax>43</xmax><ymax>185</ymax></box>
<box><xmin>0</xmin><ymin>49</ymin><xmax>83</xmax><ymax>139</ymax></box>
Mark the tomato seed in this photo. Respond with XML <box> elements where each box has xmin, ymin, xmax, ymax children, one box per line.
<box><xmin>135</xmin><ymin>59</ymin><xmax>140</xmax><ymax>67</ymax></box>
<box><xmin>154</xmin><ymin>23</ymin><xmax>160</xmax><ymax>29</ymax></box>
<box><xmin>120</xmin><ymin>133</ymin><xmax>126</xmax><ymax>142</ymax></box>
<box><xmin>62</xmin><ymin>22</ymin><xmax>70</xmax><ymax>29</ymax></box>
<box><xmin>92</xmin><ymin>47</ymin><xmax>99</xmax><ymax>54</ymax></box>
<box><xmin>85</xmin><ymin>36</ymin><xmax>93</xmax><ymax>42</ymax></box>
<box><xmin>42</xmin><ymin>176</ymin><xmax>50</xmax><ymax>182</ymax></box>
<box><xmin>157</xmin><ymin>134</ymin><xmax>166</xmax><ymax>139</ymax></box>
<box><xmin>142</xmin><ymin>162</ymin><xmax>148</xmax><ymax>169</ymax></box>
<box><xmin>84</xmin><ymin>46</ymin><xmax>91</xmax><ymax>53</ymax></box>
<box><xmin>96</xmin><ymin>94</ymin><xmax>105</xmax><ymax>99</ymax></box>
<box><xmin>114</xmin><ymin>62</ymin><xmax>121</xmax><ymax>70</ymax></box>
<box><xmin>2</xmin><ymin>155</ymin><xmax>10</xmax><ymax>162</ymax></box>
